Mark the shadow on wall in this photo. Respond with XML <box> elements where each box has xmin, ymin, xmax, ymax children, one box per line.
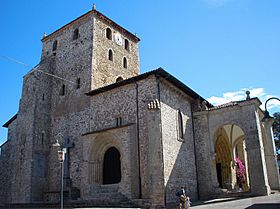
<box><xmin>245</xmin><ymin>204</ymin><xmax>280</xmax><ymax>209</ymax></box>
<box><xmin>164</xmin><ymin>117</ymin><xmax>198</xmax><ymax>206</ymax></box>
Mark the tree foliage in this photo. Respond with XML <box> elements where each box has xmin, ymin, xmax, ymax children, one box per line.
<box><xmin>272</xmin><ymin>112</ymin><xmax>280</xmax><ymax>154</ymax></box>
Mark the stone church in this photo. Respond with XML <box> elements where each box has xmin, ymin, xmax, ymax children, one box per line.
<box><xmin>0</xmin><ymin>6</ymin><xmax>279</xmax><ymax>208</ymax></box>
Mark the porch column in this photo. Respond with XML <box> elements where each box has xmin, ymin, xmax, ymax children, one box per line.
<box><xmin>246</xmin><ymin>131</ymin><xmax>270</xmax><ymax>195</ymax></box>
<box><xmin>262</xmin><ymin>120</ymin><xmax>280</xmax><ymax>190</ymax></box>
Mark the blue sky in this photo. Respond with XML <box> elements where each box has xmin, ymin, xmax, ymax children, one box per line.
<box><xmin>0</xmin><ymin>0</ymin><xmax>280</xmax><ymax>145</ymax></box>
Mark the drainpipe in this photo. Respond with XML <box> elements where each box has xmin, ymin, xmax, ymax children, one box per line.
<box><xmin>135</xmin><ymin>81</ymin><xmax>142</xmax><ymax>199</ymax></box>
<box><xmin>191</xmin><ymin>104</ymin><xmax>200</xmax><ymax>200</ymax></box>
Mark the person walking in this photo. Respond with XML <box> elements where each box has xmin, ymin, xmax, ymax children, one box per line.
<box><xmin>176</xmin><ymin>186</ymin><xmax>187</xmax><ymax>209</ymax></box>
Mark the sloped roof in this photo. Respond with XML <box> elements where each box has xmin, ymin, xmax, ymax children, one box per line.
<box><xmin>86</xmin><ymin>68</ymin><xmax>212</xmax><ymax>107</ymax></box>
<box><xmin>2</xmin><ymin>114</ymin><xmax>17</xmax><ymax>128</ymax></box>
<box><xmin>207</xmin><ymin>98</ymin><xmax>261</xmax><ymax>111</ymax></box>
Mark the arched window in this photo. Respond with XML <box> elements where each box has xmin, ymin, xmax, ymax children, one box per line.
<box><xmin>178</xmin><ymin>110</ymin><xmax>184</xmax><ymax>139</ymax></box>
<box><xmin>116</xmin><ymin>76</ymin><xmax>123</xmax><ymax>82</ymax></box>
<box><xmin>52</xmin><ymin>40</ymin><xmax>58</xmax><ymax>51</ymax></box>
<box><xmin>60</xmin><ymin>84</ymin><xmax>65</xmax><ymax>96</ymax></box>
<box><xmin>106</xmin><ymin>28</ymin><xmax>112</xmax><ymax>40</ymax></box>
<box><xmin>108</xmin><ymin>49</ymin><xmax>113</xmax><ymax>61</ymax></box>
<box><xmin>123</xmin><ymin>57</ymin><xmax>127</xmax><ymax>68</ymax></box>
<box><xmin>103</xmin><ymin>147</ymin><xmax>121</xmax><ymax>184</ymax></box>
<box><xmin>76</xmin><ymin>78</ymin><xmax>81</xmax><ymax>89</ymax></box>
<box><xmin>73</xmin><ymin>28</ymin><xmax>79</xmax><ymax>40</ymax></box>
<box><xmin>125</xmin><ymin>39</ymin><xmax>129</xmax><ymax>51</ymax></box>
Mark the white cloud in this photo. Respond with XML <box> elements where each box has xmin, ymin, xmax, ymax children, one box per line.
<box><xmin>207</xmin><ymin>88</ymin><xmax>280</xmax><ymax>111</ymax></box>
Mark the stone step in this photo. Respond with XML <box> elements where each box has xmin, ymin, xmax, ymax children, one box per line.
<box><xmin>90</xmin><ymin>184</ymin><xmax>119</xmax><ymax>194</ymax></box>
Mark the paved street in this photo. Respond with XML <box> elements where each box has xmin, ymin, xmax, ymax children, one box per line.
<box><xmin>1</xmin><ymin>194</ymin><xmax>279</xmax><ymax>209</ymax></box>
<box><xmin>190</xmin><ymin>193</ymin><xmax>280</xmax><ymax>209</ymax></box>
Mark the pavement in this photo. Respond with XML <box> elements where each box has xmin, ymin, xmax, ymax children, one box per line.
<box><xmin>190</xmin><ymin>193</ymin><xmax>280</xmax><ymax>209</ymax></box>
<box><xmin>1</xmin><ymin>193</ymin><xmax>279</xmax><ymax>209</ymax></box>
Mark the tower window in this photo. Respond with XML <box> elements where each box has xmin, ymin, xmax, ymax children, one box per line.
<box><xmin>125</xmin><ymin>39</ymin><xmax>129</xmax><ymax>51</ymax></box>
<box><xmin>76</xmin><ymin>78</ymin><xmax>81</xmax><ymax>89</ymax></box>
<box><xmin>116</xmin><ymin>76</ymin><xmax>123</xmax><ymax>82</ymax></box>
<box><xmin>52</xmin><ymin>40</ymin><xmax>58</xmax><ymax>51</ymax></box>
<box><xmin>60</xmin><ymin>84</ymin><xmax>65</xmax><ymax>96</ymax></box>
<box><xmin>106</xmin><ymin>28</ymin><xmax>112</xmax><ymax>40</ymax></box>
<box><xmin>123</xmin><ymin>57</ymin><xmax>127</xmax><ymax>69</ymax></box>
<box><xmin>108</xmin><ymin>49</ymin><xmax>113</xmax><ymax>61</ymax></box>
<box><xmin>73</xmin><ymin>28</ymin><xmax>79</xmax><ymax>40</ymax></box>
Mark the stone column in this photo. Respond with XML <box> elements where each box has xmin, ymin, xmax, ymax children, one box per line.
<box><xmin>262</xmin><ymin>120</ymin><xmax>280</xmax><ymax>190</ymax></box>
<box><xmin>246</xmin><ymin>131</ymin><xmax>270</xmax><ymax>196</ymax></box>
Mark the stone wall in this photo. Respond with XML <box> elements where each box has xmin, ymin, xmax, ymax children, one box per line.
<box><xmin>137</xmin><ymin>77</ymin><xmax>165</xmax><ymax>206</ymax></box>
<box><xmin>82</xmin><ymin>75</ymin><xmax>166</xmax><ymax>206</ymax></box>
<box><xmin>92</xmin><ymin>16</ymin><xmax>140</xmax><ymax>89</ymax></box>
<box><xmin>194</xmin><ymin>100</ymin><xmax>271</xmax><ymax>199</ymax></box>
<box><xmin>85</xmin><ymin>81</ymin><xmax>139</xmax><ymax>199</ymax></box>
<box><xmin>160</xmin><ymin>80</ymin><xmax>198</xmax><ymax>204</ymax></box>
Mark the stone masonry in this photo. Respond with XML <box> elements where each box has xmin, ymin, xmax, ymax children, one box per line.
<box><xmin>0</xmin><ymin>6</ymin><xmax>279</xmax><ymax>208</ymax></box>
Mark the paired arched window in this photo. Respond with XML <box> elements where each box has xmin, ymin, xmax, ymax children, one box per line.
<box><xmin>52</xmin><ymin>40</ymin><xmax>58</xmax><ymax>51</ymax></box>
<box><xmin>73</xmin><ymin>28</ymin><xmax>79</xmax><ymax>40</ymax></box>
<box><xmin>123</xmin><ymin>57</ymin><xmax>127</xmax><ymax>68</ymax></box>
<box><xmin>106</xmin><ymin>28</ymin><xmax>112</xmax><ymax>40</ymax></box>
<box><xmin>125</xmin><ymin>39</ymin><xmax>129</xmax><ymax>51</ymax></box>
<box><xmin>178</xmin><ymin>110</ymin><xmax>184</xmax><ymax>139</ymax></box>
<box><xmin>108</xmin><ymin>49</ymin><xmax>113</xmax><ymax>61</ymax></box>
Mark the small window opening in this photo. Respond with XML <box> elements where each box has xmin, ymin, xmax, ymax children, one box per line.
<box><xmin>108</xmin><ymin>49</ymin><xmax>113</xmax><ymax>61</ymax></box>
<box><xmin>76</xmin><ymin>78</ymin><xmax>81</xmax><ymax>89</ymax></box>
<box><xmin>178</xmin><ymin>110</ymin><xmax>184</xmax><ymax>139</ymax></box>
<box><xmin>116</xmin><ymin>76</ymin><xmax>123</xmax><ymax>82</ymax></box>
<box><xmin>73</xmin><ymin>28</ymin><xmax>79</xmax><ymax>40</ymax></box>
<box><xmin>52</xmin><ymin>40</ymin><xmax>58</xmax><ymax>51</ymax></box>
<box><xmin>60</xmin><ymin>84</ymin><xmax>65</xmax><ymax>96</ymax></box>
<box><xmin>116</xmin><ymin>117</ymin><xmax>122</xmax><ymax>127</ymax></box>
<box><xmin>125</xmin><ymin>39</ymin><xmax>129</xmax><ymax>51</ymax></box>
<box><xmin>41</xmin><ymin>132</ymin><xmax>44</xmax><ymax>145</ymax></box>
<box><xmin>106</xmin><ymin>28</ymin><xmax>112</xmax><ymax>40</ymax></box>
<box><xmin>123</xmin><ymin>57</ymin><xmax>127</xmax><ymax>68</ymax></box>
<box><xmin>42</xmin><ymin>94</ymin><xmax>45</xmax><ymax>101</ymax></box>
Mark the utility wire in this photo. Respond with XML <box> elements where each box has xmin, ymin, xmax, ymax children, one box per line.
<box><xmin>0</xmin><ymin>54</ymin><xmax>32</xmax><ymax>68</ymax></box>
<box><xmin>0</xmin><ymin>54</ymin><xmax>75</xmax><ymax>85</ymax></box>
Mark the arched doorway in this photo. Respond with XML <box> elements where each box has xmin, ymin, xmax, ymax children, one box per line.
<box><xmin>103</xmin><ymin>147</ymin><xmax>121</xmax><ymax>184</ymax></box>
<box><xmin>215</xmin><ymin>134</ymin><xmax>232</xmax><ymax>189</ymax></box>
<box><xmin>214</xmin><ymin>125</ymin><xmax>250</xmax><ymax>192</ymax></box>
